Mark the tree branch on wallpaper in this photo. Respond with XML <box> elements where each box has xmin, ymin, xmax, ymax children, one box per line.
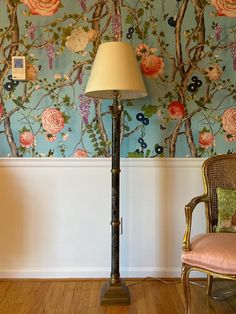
<box><xmin>0</xmin><ymin>0</ymin><xmax>235</xmax><ymax>158</ymax></box>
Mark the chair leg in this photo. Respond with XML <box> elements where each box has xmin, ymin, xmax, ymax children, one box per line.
<box><xmin>182</xmin><ymin>265</ymin><xmax>191</xmax><ymax>314</ymax></box>
<box><xmin>207</xmin><ymin>274</ymin><xmax>213</xmax><ymax>296</ymax></box>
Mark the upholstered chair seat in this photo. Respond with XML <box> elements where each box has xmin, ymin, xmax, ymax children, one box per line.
<box><xmin>182</xmin><ymin>233</ymin><xmax>236</xmax><ymax>274</ymax></box>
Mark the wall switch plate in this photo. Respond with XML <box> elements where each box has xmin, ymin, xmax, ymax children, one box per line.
<box><xmin>12</xmin><ymin>56</ymin><xmax>26</xmax><ymax>80</ymax></box>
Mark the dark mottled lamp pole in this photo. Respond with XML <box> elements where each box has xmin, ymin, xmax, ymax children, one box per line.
<box><xmin>110</xmin><ymin>92</ymin><xmax>122</xmax><ymax>286</ymax></box>
<box><xmin>85</xmin><ymin>41</ymin><xmax>147</xmax><ymax>305</ymax></box>
<box><xmin>99</xmin><ymin>93</ymin><xmax>131</xmax><ymax>305</ymax></box>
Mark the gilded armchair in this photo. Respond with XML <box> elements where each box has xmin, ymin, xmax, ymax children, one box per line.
<box><xmin>181</xmin><ymin>153</ymin><xmax>236</xmax><ymax>314</ymax></box>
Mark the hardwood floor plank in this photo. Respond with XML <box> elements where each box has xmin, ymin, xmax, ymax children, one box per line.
<box><xmin>0</xmin><ymin>279</ymin><xmax>235</xmax><ymax>314</ymax></box>
<box><xmin>133</xmin><ymin>284</ymin><xmax>147</xmax><ymax>314</ymax></box>
<box><xmin>166</xmin><ymin>282</ymin><xmax>185</xmax><ymax>314</ymax></box>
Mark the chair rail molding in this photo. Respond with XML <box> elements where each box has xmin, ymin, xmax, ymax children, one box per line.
<box><xmin>0</xmin><ymin>157</ymin><xmax>205</xmax><ymax>168</ymax></box>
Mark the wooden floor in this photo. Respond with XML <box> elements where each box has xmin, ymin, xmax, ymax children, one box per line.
<box><xmin>0</xmin><ymin>278</ymin><xmax>235</xmax><ymax>314</ymax></box>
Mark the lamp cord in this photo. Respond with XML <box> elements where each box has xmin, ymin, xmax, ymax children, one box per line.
<box><xmin>126</xmin><ymin>277</ymin><xmax>236</xmax><ymax>301</ymax></box>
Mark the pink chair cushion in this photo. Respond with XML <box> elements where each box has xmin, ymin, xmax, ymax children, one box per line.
<box><xmin>181</xmin><ymin>233</ymin><xmax>236</xmax><ymax>274</ymax></box>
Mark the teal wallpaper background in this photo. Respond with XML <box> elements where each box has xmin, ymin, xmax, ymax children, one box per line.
<box><xmin>0</xmin><ymin>0</ymin><xmax>235</xmax><ymax>158</ymax></box>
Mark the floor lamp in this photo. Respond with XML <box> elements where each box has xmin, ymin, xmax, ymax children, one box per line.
<box><xmin>85</xmin><ymin>41</ymin><xmax>147</xmax><ymax>305</ymax></box>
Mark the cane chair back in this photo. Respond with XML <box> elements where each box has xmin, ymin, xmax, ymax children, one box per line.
<box><xmin>202</xmin><ymin>154</ymin><xmax>236</xmax><ymax>231</ymax></box>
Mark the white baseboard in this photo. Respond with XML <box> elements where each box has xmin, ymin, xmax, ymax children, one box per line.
<box><xmin>0</xmin><ymin>267</ymin><xmax>184</xmax><ymax>279</ymax></box>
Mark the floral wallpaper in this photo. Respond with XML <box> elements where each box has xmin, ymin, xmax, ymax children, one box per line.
<box><xmin>0</xmin><ymin>0</ymin><xmax>235</xmax><ymax>158</ymax></box>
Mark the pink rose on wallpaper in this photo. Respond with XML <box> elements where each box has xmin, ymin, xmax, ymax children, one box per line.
<box><xmin>199</xmin><ymin>132</ymin><xmax>215</xmax><ymax>149</ymax></box>
<box><xmin>19</xmin><ymin>131</ymin><xmax>35</xmax><ymax>148</ymax></box>
<box><xmin>74</xmin><ymin>149</ymin><xmax>88</xmax><ymax>158</ymax></box>
<box><xmin>21</xmin><ymin>0</ymin><xmax>61</xmax><ymax>16</ymax></box>
<box><xmin>168</xmin><ymin>101</ymin><xmax>185</xmax><ymax>119</ymax></box>
<box><xmin>140</xmin><ymin>55</ymin><xmax>164</xmax><ymax>79</ymax></box>
<box><xmin>41</xmin><ymin>108</ymin><xmax>64</xmax><ymax>134</ymax></box>
<box><xmin>211</xmin><ymin>0</ymin><xmax>236</xmax><ymax>17</ymax></box>
<box><xmin>0</xmin><ymin>103</ymin><xmax>4</xmax><ymax>118</ymax></box>
<box><xmin>222</xmin><ymin>108</ymin><xmax>236</xmax><ymax>137</ymax></box>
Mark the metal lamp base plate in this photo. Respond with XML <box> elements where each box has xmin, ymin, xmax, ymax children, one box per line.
<box><xmin>100</xmin><ymin>280</ymin><xmax>131</xmax><ymax>306</ymax></box>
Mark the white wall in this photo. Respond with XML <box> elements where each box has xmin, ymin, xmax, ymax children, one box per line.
<box><xmin>0</xmin><ymin>158</ymin><xmax>206</xmax><ymax>279</ymax></box>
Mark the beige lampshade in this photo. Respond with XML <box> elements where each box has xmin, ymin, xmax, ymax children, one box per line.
<box><xmin>84</xmin><ymin>41</ymin><xmax>147</xmax><ymax>100</ymax></box>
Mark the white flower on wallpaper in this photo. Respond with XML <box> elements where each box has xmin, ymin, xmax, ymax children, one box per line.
<box><xmin>65</xmin><ymin>28</ymin><xmax>89</xmax><ymax>53</ymax></box>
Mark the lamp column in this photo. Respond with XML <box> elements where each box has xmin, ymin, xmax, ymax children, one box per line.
<box><xmin>100</xmin><ymin>91</ymin><xmax>130</xmax><ymax>305</ymax></box>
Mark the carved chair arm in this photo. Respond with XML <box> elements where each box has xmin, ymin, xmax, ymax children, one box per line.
<box><xmin>182</xmin><ymin>194</ymin><xmax>209</xmax><ymax>251</ymax></box>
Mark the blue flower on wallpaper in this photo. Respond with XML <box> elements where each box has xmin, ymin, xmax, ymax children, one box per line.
<box><xmin>0</xmin><ymin>0</ymin><xmax>235</xmax><ymax>158</ymax></box>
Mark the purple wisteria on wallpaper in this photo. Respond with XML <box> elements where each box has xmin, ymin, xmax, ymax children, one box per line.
<box><xmin>0</xmin><ymin>0</ymin><xmax>235</xmax><ymax>158</ymax></box>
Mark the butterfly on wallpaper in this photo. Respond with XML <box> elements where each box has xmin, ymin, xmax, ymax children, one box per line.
<box><xmin>160</xmin><ymin>125</ymin><xmax>166</xmax><ymax>130</ymax></box>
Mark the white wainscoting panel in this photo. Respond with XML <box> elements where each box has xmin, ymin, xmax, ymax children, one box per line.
<box><xmin>0</xmin><ymin>158</ymin><xmax>206</xmax><ymax>278</ymax></box>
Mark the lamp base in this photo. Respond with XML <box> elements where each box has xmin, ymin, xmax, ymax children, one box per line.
<box><xmin>100</xmin><ymin>280</ymin><xmax>131</xmax><ymax>306</ymax></box>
